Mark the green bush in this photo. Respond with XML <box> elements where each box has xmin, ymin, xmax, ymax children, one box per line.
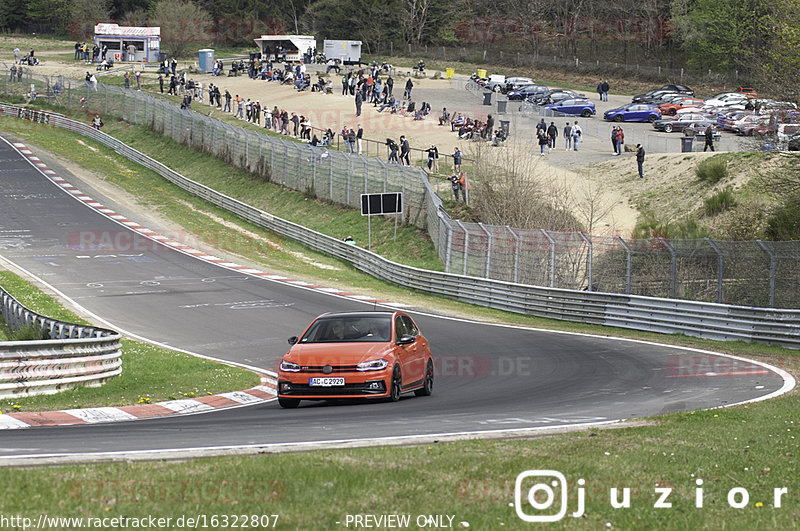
<box><xmin>765</xmin><ymin>196</ymin><xmax>800</xmax><ymax>240</ymax></box>
<box><xmin>695</xmin><ymin>156</ymin><xmax>728</xmax><ymax>184</ymax></box>
<box><xmin>704</xmin><ymin>186</ymin><xmax>737</xmax><ymax>216</ymax></box>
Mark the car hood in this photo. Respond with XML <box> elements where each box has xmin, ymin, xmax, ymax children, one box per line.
<box><xmin>284</xmin><ymin>342</ymin><xmax>393</xmax><ymax>366</ymax></box>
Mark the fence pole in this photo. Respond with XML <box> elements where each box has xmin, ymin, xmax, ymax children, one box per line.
<box><xmin>542</xmin><ymin>229</ymin><xmax>556</xmax><ymax>288</ymax></box>
<box><xmin>706</xmin><ymin>238</ymin><xmax>724</xmax><ymax>303</ymax></box>
<box><xmin>479</xmin><ymin>223</ymin><xmax>492</xmax><ymax>279</ymax></box>
<box><xmin>617</xmin><ymin>237</ymin><xmax>632</xmax><ymax>294</ymax></box>
<box><xmin>757</xmin><ymin>240</ymin><xmax>776</xmax><ymax>308</ymax></box>
<box><xmin>659</xmin><ymin>237</ymin><xmax>677</xmax><ymax>299</ymax></box>
<box><xmin>457</xmin><ymin>221</ymin><xmax>469</xmax><ymax>276</ymax></box>
<box><xmin>444</xmin><ymin>220</ymin><xmax>453</xmax><ymax>273</ymax></box>
<box><xmin>579</xmin><ymin>232</ymin><xmax>593</xmax><ymax>291</ymax></box>
<box><xmin>507</xmin><ymin>226</ymin><xmax>520</xmax><ymax>284</ymax></box>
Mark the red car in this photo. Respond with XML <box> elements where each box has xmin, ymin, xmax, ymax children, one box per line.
<box><xmin>277</xmin><ymin>311</ymin><xmax>434</xmax><ymax>408</ymax></box>
<box><xmin>659</xmin><ymin>97</ymin><xmax>705</xmax><ymax>116</ymax></box>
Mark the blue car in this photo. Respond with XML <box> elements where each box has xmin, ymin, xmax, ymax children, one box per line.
<box><xmin>604</xmin><ymin>103</ymin><xmax>661</xmax><ymax>123</ymax></box>
<box><xmin>542</xmin><ymin>98</ymin><xmax>596</xmax><ymax>117</ymax></box>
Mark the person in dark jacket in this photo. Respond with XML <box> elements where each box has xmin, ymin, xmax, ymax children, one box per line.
<box><xmin>400</xmin><ymin>135</ymin><xmax>410</xmax><ymax>165</ymax></box>
<box><xmin>547</xmin><ymin>122</ymin><xmax>558</xmax><ymax>151</ymax></box>
<box><xmin>636</xmin><ymin>144</ymin><xmax>645</xmax><ymax>178</ymax></box>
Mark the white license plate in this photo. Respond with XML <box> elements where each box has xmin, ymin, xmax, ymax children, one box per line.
<box><xmin>309</xmin><ymin>377</ymin><xmax>345</xmax><ymax>387</ymax></box>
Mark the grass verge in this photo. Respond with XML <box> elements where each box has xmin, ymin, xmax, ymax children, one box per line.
<box><xmin>0</xmin><ymin>270</ymin><xmax>259</xmax><ymax>413</ymax></box>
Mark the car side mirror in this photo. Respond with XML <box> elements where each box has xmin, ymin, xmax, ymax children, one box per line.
<box><xmin>397</xmin><ymin>334</ymin><xmax>416</xmax><ymax>345</ymax></box>
<box><xmin>288</xmin><ymin>336</ymin><xmax>298</xmax><ymax>345</ymax></box>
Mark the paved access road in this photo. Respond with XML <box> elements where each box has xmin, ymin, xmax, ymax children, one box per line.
<box><xmin>0</xmin><ymin>137</ymin><xmax>789</xmax><ymax>462</ymax></box>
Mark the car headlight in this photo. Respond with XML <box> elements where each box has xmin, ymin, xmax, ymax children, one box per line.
<box><xmin>357</xmin><ymin>359</ymin><xmax>389</xmax><ymax>371</ymax></box>
<box><xmin>280</xmin><ymin>360</ymin><xmax>301</xmax><ymax>372</ymax></box>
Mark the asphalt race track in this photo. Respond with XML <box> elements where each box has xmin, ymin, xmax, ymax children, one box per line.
<box><xmin>0</xmin><ymin>136</ymin><xmax>791</xmax><ymax>462</ymax></box>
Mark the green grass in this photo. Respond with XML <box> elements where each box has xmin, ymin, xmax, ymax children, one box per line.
<box><xmin>0</xmin><ymin>270</ymin><xmax>259</xmax><ymax>413</ymax></box>
<box><xmin>704</xmin><ymin>186</ymin><xmax>737</xmax><ymax>216</ymax></box>
<box><xmin>695</xmin><ymin>156</ymin><xmax>729</xmax><ymax>184</ymax></box>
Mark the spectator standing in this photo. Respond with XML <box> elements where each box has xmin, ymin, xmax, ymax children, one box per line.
<box><xmin>90</xmin><ymin>73</ymin><xmax>98</xmax><ymax>92</ymax></box>
<box><xmin>564</xmin><ymin>122</ymin><xmax>572</xmax><ymax>151</ymax></box>
<box><xmin>536</xmin><ymin>118</ymin><xmax>546</xmax><ymax>136</ymax></box>
<box><xmin>135</xmin><ymin>71</ymin><xmax>141</xmax><ymax>90</ymax></box>
<box><xmin>426</xmin><ymin>144</ymin><xmax>439</xmax><ymax>172</ymax></box>
<box><xmin>346</xmin><ymin>128</ymin><xmax>356</xmax><ymax>153</ymax></box>
<box><xmin>386</xmin><ymin>75</ymin><xmax>394</xmax><ymax>96</ymax></box>
<box><xmin>448</xmin><ymin>173</ymin><xmax>462</xmax><ymax>201</ymax></box>
<box><xmin>158</xmin><ymin>74</ymin><xmax>164</xmax><ymax>93</ymax></box>
<box><xmin>610</xmin><ymin>126</ymin><xmax>618</xmax><ymax>152</ymax></box>
<box><xmin>457</xmin><ymin>172</ymin><xmax>470</xmax><ymax>203</ymax></box>
<box><xmin>355</xmin><ymin>90</ymin><xmax>363</xmax><ymax>116</ymax></box>
<box><xmin>91</xmin><ymin>114</ymin><xmax>103</xmax><ymax>130</ymax></box>
<box><xmin>704</xmin><ymin>125</ymin><xmax>715</xmax><ymax>152</ymax></box>
<box><xmin>171</xmin><ymin>58</ymin><xmax>177</xmax><ymax>76</ymax></box>
<box><xmin>387</xmin><ymin>138</ymin><xmax>399</xmax><ymax>163</ymax></box>
<box><xmin>547</xmin><ymin>121</ymin><xmax>558</xmax><ymax>151</ymax></box>
<box><xmin>615</xmin><ymin>127</ymin><xmax>624</xmax><ymax>156</ymax></box>
<box><xmin>571</xmin><ymin>121</ymin><xmax>582</xmax><ymax>151</ymax></box>
<box><xmin>404</xmin><ymin>78</ymin><xmax>413</xmax><ymax>100</ymax></box>
<box><xmin>356</xmin><ymin>125</ymin><xmax>363</xmax><ymax>154</ymax></box>
<box><xmin>224</xmin><ymin>90</ymin><xmax>232</xmax><ymax>112</ymax></box>
<box><xmin>601</xmin><ymin>80</ymin><xmax>610</xmax><ymax>102</ymax></box>
<box><xmin>636</xmin><ymin>144</ymin><xmax>645</xmax><ymax>178</ymax></box>
<box><xmin>14</xmin><ymin>46</ymin><xmax>20</xmax><ymax>63</ymax></box>
<box><xmin>597</xmin><ymin>80</ymin><xmax>603</xmax><ymax>100</ymax></box>
<box><xmin>453</xmin><ymin>147</ymin><xmax>462</xmax><ymax>173</ymax></box>
<box><xmin>342</xmin><ymin>126</ymin><xmax>351</xmax><ymax>152</ymax></box>
<box><xmin>73</xmin><ymin>42</ymin><xmax>80</xmax><ymax>61</ymax></box>
<box><xmin>537</xmin><ymin>128</ymin><xmax>548</xmax><ymax>156</ymax></box>
<box><xmin>291</xmin><ymin>112</ymin><xmax>300</xmax><ymax>137</ymax></box>
<box><xmin>400</xmin><ymin>135</ymin><xmax>410</xmax><ymax>165</ymax></box>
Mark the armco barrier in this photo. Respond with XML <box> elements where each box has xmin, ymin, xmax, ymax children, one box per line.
<box><xmin>0</xmin><ymin>283</ymin><xmax>122</xmax><ymax>398</ymax></box>
<box><xmin>2</xmin><ymin>107</ymin><xmax>800</xmax><ymax>348</ymax></box>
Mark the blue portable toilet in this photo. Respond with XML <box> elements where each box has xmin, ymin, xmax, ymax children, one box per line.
<box><xmin>198</xmin><ymin>49</ymin><xmax>214</xmax><ymax>73</ymax></box>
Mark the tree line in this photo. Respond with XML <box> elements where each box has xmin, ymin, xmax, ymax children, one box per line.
<box><xmin>1</xmin><ymin>0</ymin><xmax>798</xmax><ymax>88</ymax></box>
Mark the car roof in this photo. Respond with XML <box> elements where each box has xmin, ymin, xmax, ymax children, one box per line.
<box><xmin>318</xmin><ymin>311</ymin><xmax>397</xmax><ymax>319</ymax></box>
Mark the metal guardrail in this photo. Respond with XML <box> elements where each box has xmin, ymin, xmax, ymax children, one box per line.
<box><xmin>0</xmin><ymin>283</ymin><xmax>122</xmax><ymax>398</ymax></box>
<box><xmin>3</xmin><ymin>106</ymin><xmax>799</xmax><ymax>348</ymax></box>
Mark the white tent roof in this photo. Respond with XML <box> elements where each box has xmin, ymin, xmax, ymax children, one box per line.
<box><xmin>94</xmin><ymin>23</ymin><xmax>160</xmax><ymax>37</ymax></box>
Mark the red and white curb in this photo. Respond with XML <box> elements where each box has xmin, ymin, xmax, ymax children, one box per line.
<box><xmin>10</xmin><ymin>142</ymin><xmax>407</xmax><ymax>308</ymax></box>
<box><xmin>0</xmin><ymin>376</ymin><xmax>277</xmax><ymax>430</ymax></box>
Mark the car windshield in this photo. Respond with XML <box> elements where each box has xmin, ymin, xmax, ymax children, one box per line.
<box><xmin>300</xmin><ymin>316</ymin><xmax>392</xmax><ymax>343</ymax></box>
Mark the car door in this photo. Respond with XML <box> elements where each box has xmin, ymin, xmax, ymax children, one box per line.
<box><xmin>396</xmin><ymin>314</ymin><xmax>425</xmax><ymax>385</ymax></box>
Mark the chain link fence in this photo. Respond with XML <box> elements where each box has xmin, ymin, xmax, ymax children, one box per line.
<box><xmin>3</xmin><ymin>69</ymin><xmax>799</xmax><ymax>308</ymax></box>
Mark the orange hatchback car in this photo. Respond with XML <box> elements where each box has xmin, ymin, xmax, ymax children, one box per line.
<box><xmin>277</xmin><ymin>311</ymin><xmax>434</xmax><ymax>408</ymax></box>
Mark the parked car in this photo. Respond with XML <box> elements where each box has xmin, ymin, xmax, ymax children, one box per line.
<box><xmin>503</xmin><ymin>77</ymin><xmax>535</xmax><ymax>90</ymax></box>
<box><xmin>732</xmin><ymin>115</ymin><xmax>774</xmax><ymax>136</ymax></box>
<box><xmin>659</xmin><ymin>84</ymin><xmax>694</xmax><ymax>95</ymax></box>
<box><xmin>604</xmin><ymin>103</ymin><xmax>661</xmax><ymax>123</ymax></box>
<box><xmin>788</xmin><ymin>134</ymin><xmax>800</xmax><ymax>151</ymax></box>
<box><xmin>653</xmin><ymin>113</ymin><xmax>715</xmax><ymax>133</ymax></box>
<box><xmin>632</xmin><ymin>85</ymin><xmax>693</xmax><ymax>102</ymax></box>
<box><xmin>542</xmin><ymin>98</ymin><xmax>596</xmax><ymax>117</ymax></box>
<box><xmin>737</xmin><ymin>86</ymin><xmax>758</xmax><ymax>98</ymax></box>
<box><xmin>533</xmin><ymin>89</ymin><xmax>586</xmax><ymax>105</ymax></box>
<box><xmin>682</xmin><ymin>122</ymin><xmax>721</xmax><ymax>138</ymax></box>
<box><xmin>703</xmin><ymin>93</ymin><xmax>749</xmax><ymax>108</ymax></box>
<box><xmin>507</xmin><ymin>84</ymin><xmax>549</xmax><ymax>100</ymax></box>
<box><xmin>643</xmin><ymin>92</ymin><xmax>686</xmax><ymax>105</ymax></box>
<box><xmin>659</xmin><ymin>97</ymin><xmax>705</xmax><ymax>116</ymax></box>
<box><xmin>778</xmin><ymin>124</ymin><xmax>800</xmax><ymax>143</ymax></box>
<box><xmin>484</xmin><ymin>74</ymin><xmax>507</xmax><ymax>92</ymax></box>
<box><xmin>276</xmin><ymin>311</ymin><xmax>435</xmax><ymax>408</ymax></box>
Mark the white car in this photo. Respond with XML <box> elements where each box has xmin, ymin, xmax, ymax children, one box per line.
<box><xmin>703</xmin><ymin>93</ymin><xmax>748</xmax><ymax>107</ymax></box>
<box><xmin>778</xmin><ymin>124</ymin><xmax>800</xmax><ymax>143</ymax></box>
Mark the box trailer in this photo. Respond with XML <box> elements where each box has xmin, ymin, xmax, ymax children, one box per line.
<box><xmin>323</xmin><ymin>40</ymin><xmax>362</xmax><ymax>65</ymax></box>
<box><xmin>253</xmin><ymin>35</ymin><xmax>316</xmax><ymax>62</ymax></box>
